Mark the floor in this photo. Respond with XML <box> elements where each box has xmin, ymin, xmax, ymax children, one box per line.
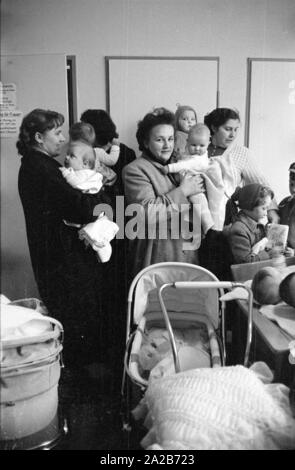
<box><xmin>55</xmin><ymin>363</ymin><xmax>145</xmax><ymax>450</ymax></box>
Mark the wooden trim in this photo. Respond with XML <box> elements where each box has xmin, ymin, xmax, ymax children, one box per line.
<box><xmin>216</xmin><ymin>57</ymin><xmax>220</xmax><ymax>107</ymax></box>
<box><xmin>247</xmin><ymin>57</ymin><xmax>295</xmax><ymax>63</ymax></box>
<box><xmin>66</xmin><ymin>55</ymin><xmax>77</xmax><ymax>125</ymax></box>
<box><xmin>105</xmin><ymin>55</ymin><xmax>220</xmax><ymax>114</ymax></box>
<box><xmin>105</xmin><ymin>55</ymin><xmax>220</xmax><ymax>61</ymax></box>
<box><xmin>245</xmin><ymin>58</ymin><xmax>252</xmax><ymax>147</ymax></box>
<box><xmin>105</xmin><ymin>56</ymin><xmax>110</xmax><ymax>113</ymax></box>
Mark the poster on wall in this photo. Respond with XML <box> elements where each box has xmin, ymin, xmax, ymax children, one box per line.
<box><xmin>0</xmin><ymin>110</ymin><xmax>23</xmax><ymax>137</ymax></box>
<box><xmin>0</xmin><ymin>82</ymin><xmax>22</xmax><ymax>137</ymax></box>
<box><xmin>0</xmin><ymin>82</ymin><xmax>17</xmax><ymax>110</ymax></box>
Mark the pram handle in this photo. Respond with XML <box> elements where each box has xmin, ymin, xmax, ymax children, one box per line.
<box><xmin>158</xmin><ymin>284</ymin><xmax>181</xmax><ymax>373</ymax></box>
<box><xmin>172</xmin><ymin>281</ymin><xmax>253</xmax><ymax>367</ymax></box>
<box><xmin>174</xmin><ymin>281</ymin><xmax>239</xmax><ymax>289</ymax></box>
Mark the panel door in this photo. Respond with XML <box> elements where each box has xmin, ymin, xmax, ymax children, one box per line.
<box><xmin>1</xmin><ymin>54</ymin><xmax>68</xmax><ymax>299</ymax></box>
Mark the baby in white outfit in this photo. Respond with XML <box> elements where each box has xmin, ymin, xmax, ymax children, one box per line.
<box><xmin>60</xmin><ymin>137</ymin><xmax>118</xmax><ymax>262</ymax></box>
<box><xmin>162</xmin><ymin>123</ymin><xmax>223</xmax><ymax>248</ymax></box>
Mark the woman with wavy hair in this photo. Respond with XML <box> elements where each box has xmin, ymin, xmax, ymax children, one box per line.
<box><xmin>123</xmin><ymin>107</ymin><xmax>202</xmax><ymax>277</ymax></box>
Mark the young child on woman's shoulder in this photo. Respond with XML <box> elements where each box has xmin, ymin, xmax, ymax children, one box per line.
<box><xmin>174</xmin><ymin>104</ymin><xmax>197</xmax><ymax>158</ymax></box>
<box><xmin>278</xmin><ymin>162</ymin><xmax>295</xmax><ymax>250</ymax></box>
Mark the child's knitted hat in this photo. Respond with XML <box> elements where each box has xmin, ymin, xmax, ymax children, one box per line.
<box><xmin>235</xmin><ymin>183</ymin><xmax>265</xmax><ymax>210</ymax></box>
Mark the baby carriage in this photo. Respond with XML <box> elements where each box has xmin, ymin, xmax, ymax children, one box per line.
<box><xmin>121</xmin><ymin>262</ymin><xmax>253</xmax><ymax>429</ymax></box>
<box><xmin>0</xmin><ymin>297</ymin><xmax>66</xmax><ymax>450</ymax></box>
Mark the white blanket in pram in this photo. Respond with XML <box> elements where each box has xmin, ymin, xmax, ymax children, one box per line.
<box><xmin>135</xmin><ymin>363</ymin><xmax>295</xmax><ymax>450</ymax></box>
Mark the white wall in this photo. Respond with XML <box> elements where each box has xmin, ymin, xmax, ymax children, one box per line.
<box><xmin>2</xmin><ymin>0</ymin><xmax>295</xmax><ymax>139</ymax></box>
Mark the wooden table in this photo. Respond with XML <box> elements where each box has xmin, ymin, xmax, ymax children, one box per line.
<box><xmin>230</xmin><ymin>257</ymin><xmax>295</xmax><ymax>387</ymax></box>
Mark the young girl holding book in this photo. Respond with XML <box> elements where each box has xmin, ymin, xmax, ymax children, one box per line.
<box><xmin>228</xmin><ymin>183</ymin><xmax>293</xmax><ymax>264</ymax></box>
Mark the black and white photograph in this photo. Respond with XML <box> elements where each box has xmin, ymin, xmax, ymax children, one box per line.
<box><xmin>1</xmin><ymin>0</ymin><xmax>295</xmax><ymax>454</ymax></box>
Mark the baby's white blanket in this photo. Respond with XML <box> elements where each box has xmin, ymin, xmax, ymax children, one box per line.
<box><xmin>139</xmin><ymin>364</ymin><xmax>295</xmax><ymax>450</ymax></box>
<box><xmin>78</xmin><ymin>214</ymin><xmax>119</xmax><ymax>250</ymax></box>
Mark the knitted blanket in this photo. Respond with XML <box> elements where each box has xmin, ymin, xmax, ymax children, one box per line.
<box><xmin>139</xmin><ymin>365</ymin><xmax>295</xmax><ymax>450</ymax></box>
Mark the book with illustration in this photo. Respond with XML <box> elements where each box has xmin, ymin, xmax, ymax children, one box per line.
<box><xmin>266</xmin><ymin>224</ymin><xmax>289</xmax><ymax>249</ymax></box>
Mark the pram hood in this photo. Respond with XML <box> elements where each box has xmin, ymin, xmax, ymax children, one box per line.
<box><xmin>131</xmin><ymin>263</ymin><xmax>221</xmax><ymax>329</ymax></box>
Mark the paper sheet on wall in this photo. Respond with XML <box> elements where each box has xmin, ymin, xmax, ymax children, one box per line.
<box><xmin>0</xmin><ymin>82</ymin><xmax>17</xmax><ymax>111</ymax></box>
<box><xmin>0</xmin><ymin>110</ymin><xmax>23</xmax><ymax>137</ymax></box>
<box><xmin>0</xmin><ymin>82</ymin><xmax>22</xmax><ymax>137</ymax></box>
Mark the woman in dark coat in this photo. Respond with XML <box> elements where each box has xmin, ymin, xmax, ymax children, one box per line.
<box><xmin>17</xmin><ymin>108</ymin><xmax>113</xmax><ymax>371</ymax></box>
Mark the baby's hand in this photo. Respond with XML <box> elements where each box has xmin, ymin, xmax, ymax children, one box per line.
<box><xmin>59</xmin><ymin>166</ymin><xmax>67</xmax><ymax>175</ymax></box>
<box><xmin>111</xmin><ymin>137</ymin><xmax>120</xmax><ymax>146</ymax></box>
<box><xmin>284</xmin><ymin>246</ymin><xmax>295</xmax><ymax>258</ymax></box>
<box><xmin>59</xmin><ymin>166</ymin><xmax>72</xmax><ymax>177</ymax></box>
<box><xmin>160</xmin><ymin>166</ymin><xmax>169</xmax><ymax>175</ymax></box>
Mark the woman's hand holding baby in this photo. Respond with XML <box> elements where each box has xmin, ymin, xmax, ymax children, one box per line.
<box><xmin>159</xmin><ymin>166</ymin><xmax>169</xmax><ymax>175</ymax></box>
<box><xmin>180</xmin><ymin>173</ymin><xmax>204</xmax><ymax>197</ymax></box>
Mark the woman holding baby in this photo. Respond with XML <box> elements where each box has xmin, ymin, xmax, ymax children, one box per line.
<box><xmin>200</xmin><ymin>107</ymin><xmax>280</xmax><ymax>277</ymax></box>
<box><xmin>123</xmin><ymin>107</ymin><xmax>202</xmax><ymax>278</ymax></box>
<box><xmin>17</xmin><ymin>108</ymin><xmax>114</xmax><ymax>377</ymax></box>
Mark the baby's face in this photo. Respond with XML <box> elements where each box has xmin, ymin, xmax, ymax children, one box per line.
<box><xmin>65</xmin><ymin>142</ymin><xmax>91</xmax><ymax>170</ymax></box>
<box><xmin>178</xmin><ymin>110</ymin><xmax>196</xmax><ymax>133</ymax></box>
<box><xmin>187</xmin><ymin>132</ymin><xmax>210</xmax><ymax>156</ymax></box>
